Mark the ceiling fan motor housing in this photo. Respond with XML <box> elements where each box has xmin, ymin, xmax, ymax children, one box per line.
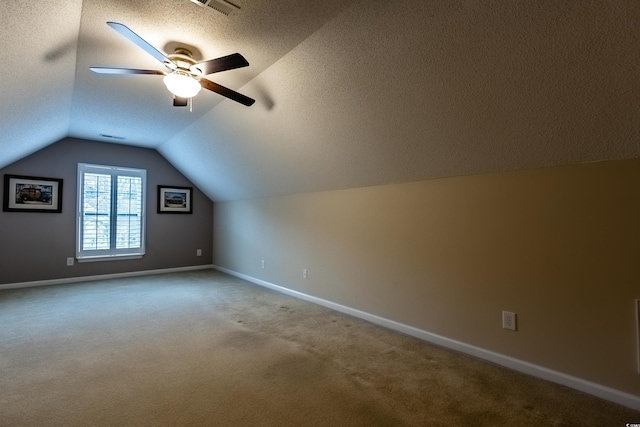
<box><xmin>169</xmin><ymin>48</ymin><xmax>199</xmax><ymax>74</ymax></box>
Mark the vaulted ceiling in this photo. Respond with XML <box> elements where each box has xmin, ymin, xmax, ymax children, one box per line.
<box><xmin>1</xmin><ymin>0</ymin><xmax>639</xmax><ymax>201</ymax></box>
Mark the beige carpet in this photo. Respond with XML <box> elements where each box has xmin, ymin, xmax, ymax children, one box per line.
<box><xmin>0</xmin><ymin>270</ymin><xmax>638</xmax><ymax>426</ymax></box>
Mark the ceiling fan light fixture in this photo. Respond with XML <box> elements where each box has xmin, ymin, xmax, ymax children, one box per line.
<box><xmin>163</xmin><ymin>71</ymin><xmax>201</xmax><ymax>98</ymax></box>
<box><xmin>93</xmin><ymin>22</ymin><xmax>254</xmax><ymax>106</ymax></box>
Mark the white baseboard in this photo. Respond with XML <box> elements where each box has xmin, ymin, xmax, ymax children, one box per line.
<box><xmin>636</xmin><ymin>299</ymin><xmax>640</xmax><ymax>374</ymax></box>
<box><xmin>0</xmin><ymin>264</ymin><xmax>215</xmax><ymax>290</ymax></box>
<box><xmin>213</xmin><ymin>265</ymin><xmax>640</xmax><ymax>412</ymax></box>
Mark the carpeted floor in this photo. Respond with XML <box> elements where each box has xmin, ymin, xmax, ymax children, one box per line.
<box><xmin>0</xmin><ymin>269</ymin><xmax>638</xmax><ymax>426</ymax></box>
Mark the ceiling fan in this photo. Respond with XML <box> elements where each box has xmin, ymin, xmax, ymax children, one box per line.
<box><xmin>90</xmin><ymin>22</ymin><xmax>255</xmax><ymax>107</ymax></box>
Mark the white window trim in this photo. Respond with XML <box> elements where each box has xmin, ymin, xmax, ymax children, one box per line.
<box><xmin>76</xmin><ymin>163</ymin><xmax>147</xmax><ymax>262</ymax></box>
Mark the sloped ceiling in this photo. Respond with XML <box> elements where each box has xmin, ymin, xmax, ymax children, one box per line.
<box><xmin>1</xmin><ymin>0</ymin><xmax>639</xmax><ymax>201</ymax></box>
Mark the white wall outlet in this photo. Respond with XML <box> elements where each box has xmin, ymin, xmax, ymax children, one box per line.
<box><xmin>502</xmin><ymin>311</ymin><xmax>517</xmax><ymax>331</ymax></box>
<box><xmin>66</xmin><ymin>257</ymin><xmax>74</xmax><ymax>266</ymax></box>
<box><xmin>196</xmin><ymin>249</ymin><xmax>202</xmax><ymax>256</ymax></box>
<box><xmin>303</xmin><ymin>269</ymin><xmax>308</xmax><ymax>279</ymax></box>
<box><xmin>261</xmin><ymin>260</ymin><xmax>265</xmax><ymax>269</ymax></box>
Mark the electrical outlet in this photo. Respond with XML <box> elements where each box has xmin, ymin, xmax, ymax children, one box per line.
<box><xmin>303</xmin><ymin>269</ymin><xmax>308</xmax><ymax>279</ymax></box>
<box><xmin>66</xmin><ymin>257</ymin><xmax>74</xmax><ymax>266</ymax></box>
<box><xmin>261</xmin><ymin>260</ymin><xmax>265</xmax><ymax>269</ymax></box>
<box><xmin>502</xmin><ymin>311</ymin><xmax>517</xmax><ymax>331</ymax></box>
<box><xmin>196</xmin><ymin>249</ymin><xmax>202</xmax><ymax>256</ymax></box>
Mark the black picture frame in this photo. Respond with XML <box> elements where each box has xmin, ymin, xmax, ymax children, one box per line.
<box><xmin>157</xmin><ymin>185</ymin><xmax>192</xmax><ymax>214</ymax></box>
<box><xmin>3</xmin><ymin>174</ymin><xmax>63</xmax><ymax>213</ymax></box>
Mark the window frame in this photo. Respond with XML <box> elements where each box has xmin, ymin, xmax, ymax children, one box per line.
<box><xmin>76</xmin><ymin>163</ymin><xmax>147</xmax><ymax>262</ymax></box>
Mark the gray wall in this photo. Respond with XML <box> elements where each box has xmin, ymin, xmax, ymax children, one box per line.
<box><xmin>213</xmin><ymin>158</ymin><xmax>640</xmax><ymax>398</ymax></box>
<box><xmin>0</xmin><ymin>138</ymin><xmax>213</xmax><ymax>285</ymax></box>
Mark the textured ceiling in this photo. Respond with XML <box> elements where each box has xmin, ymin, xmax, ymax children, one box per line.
<box><xmin>1</xmin><ymin>0</ymin><xmax>639</xmax><ymax>201</ymax></box>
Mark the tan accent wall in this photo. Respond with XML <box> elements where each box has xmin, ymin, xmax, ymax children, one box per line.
<box><xmin>213</xmin><ymin>159</ymin><xmax>640</xmax><ymax>396</ymax></box>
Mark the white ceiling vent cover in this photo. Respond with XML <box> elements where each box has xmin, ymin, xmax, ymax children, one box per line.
<box><xmin>189</xmin><ymin>0</ymin><xmax>240</xmax><ymax>16</ymax></box>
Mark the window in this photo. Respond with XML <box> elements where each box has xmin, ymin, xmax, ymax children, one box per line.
<box><xmin>76</xmin><ymin>163</ymin><xmax>146</xmax><ymax>261</ymax></box>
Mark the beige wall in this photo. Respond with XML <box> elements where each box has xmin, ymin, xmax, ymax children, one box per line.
<box><xmin>213</xmin><ymin>159</ymin><xmax>640</xmax><ymax>397</ymax></box>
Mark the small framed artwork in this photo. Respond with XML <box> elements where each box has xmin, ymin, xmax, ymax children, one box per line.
<box><xmin>158</xmin><ymin>185</ymin><xmax>192</xmax><ymax>214</ymax></box>
<box><xmin>3</xmin><ymin>174</ymin><xmax>63</xmax><ymax>213</ymax></box>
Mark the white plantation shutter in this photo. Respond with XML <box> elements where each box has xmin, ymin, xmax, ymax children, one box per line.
<box><xmin>77</xmin><ymin>164</ymin><xmax>146</xmax><ymax>261</ymax></box>
<box><xmin>81</xmin><ymin>172</ymin><xmax>112</xmax><ymax>251</ymax></box>
<box><xmin>115</xmin><ymin>175</ymin><xmax>143</xmax><ymax>249</ymax></box>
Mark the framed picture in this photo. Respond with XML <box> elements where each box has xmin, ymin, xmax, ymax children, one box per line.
<box><xmin>158</xmin><ymin>185</ymin><xmax>192</xmax><ymax>214</ymax></box>
<box><xmin>3</xmin><ymin>174</ymin><xmax>63</xmax><ymax>213</ymax></box>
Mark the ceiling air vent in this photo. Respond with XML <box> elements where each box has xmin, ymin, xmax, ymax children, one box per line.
<box><xmin>99</xmin><ymin>134</ymin><xmax>125</xmax><ymax>140</ymax></box>
<box><xmin>188</xmin><ymin>0</ymin><xmax>240</xmax><ymax>16</ymax></box>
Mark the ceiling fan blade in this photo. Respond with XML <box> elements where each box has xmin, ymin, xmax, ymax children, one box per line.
<box><xmin>200</xmin><ymin>79</ymin><xmax>255</xmax><ymax>107</ymax></box>
<box><xmin>90</xmin><ymin>67</ymin><xmax>165</xmax><ymax>75</ymax></box>
<box><xmin>106</xmin><ymin>22</ymin><xmax>175</xmax><ymax>69</ymax></box>
<box><xmin>173</xmin><ymin>96</ymin><xmax>188</xmax><ymax>107</ymax></box>
<box><xmin>191</xmin><ymin>53</ymin><xmax>249</xmax><ymax>75</ymax></box>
